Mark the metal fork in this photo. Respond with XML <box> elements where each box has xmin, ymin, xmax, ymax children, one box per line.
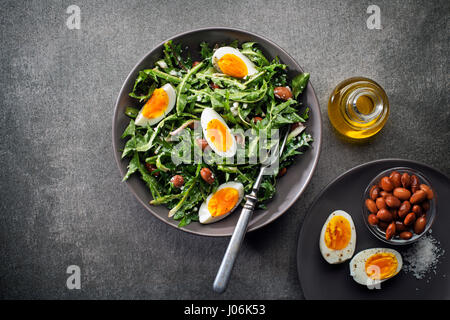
<box><xmin>213</xmin><ymin>126</ymin><xmax>291</xmax><ymax>293</ymax></box>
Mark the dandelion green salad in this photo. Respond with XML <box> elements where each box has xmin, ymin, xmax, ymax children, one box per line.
<box><xmin>120</xmin><ymin>40</ymin><xmax>312</xmax><ymax>227</ymax></box>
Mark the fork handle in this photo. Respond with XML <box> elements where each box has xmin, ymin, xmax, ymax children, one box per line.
<box><xmin>213</xmin><ymin>192</ymin><xmax>258</xmax><ymax>293</ymax></box>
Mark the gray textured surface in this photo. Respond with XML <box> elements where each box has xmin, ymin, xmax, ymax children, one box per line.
<box><xmin>0</xmin><ymin>0</ymin><xmax>449</xmax><ymax>299</ymax></box>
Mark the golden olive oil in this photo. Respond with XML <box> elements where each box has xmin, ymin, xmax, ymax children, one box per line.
<box><xmin>328</xmin><ymin>77</ymin><xmax>389</xmax><ymax>140</ymax></box>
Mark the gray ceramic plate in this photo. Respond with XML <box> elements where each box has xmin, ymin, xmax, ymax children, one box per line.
<box><xmin>112</xmin><ymin>27</ymin><xmax>322</xmax><ymax>237</ymax></box>
<box><xmin>297</xmin><ymin>159</ymin><xmax>450</xmax><ymax>299</ymax></box>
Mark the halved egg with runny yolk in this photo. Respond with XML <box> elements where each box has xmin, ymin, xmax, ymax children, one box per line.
<box><xmin>212</xmin><ymin>47</ymin><xmax>257</xmax><ymax>79</ymax></box>
<box><xmin>325</xmin><ymin>215</ymin><xmax>352</xmax><ymax>249</ymax></box>
<box><xmin>365</xmin><ymin>252</ymin><xmax>398</xmax><ymax>280</ymax></box>
<box><xmin>135</xmin><ymin>83</ymin><xmax>176</xmax><ymax>126</ymax></box>
<box><xmin>350</xmin><ymin>248</ymin><xmax>403</xmax><ymax>286</ymax></box>
<box><xmin>200</xmin><ymin>108</ymin><xmax>237</xmax><ymax>158</ymax></box>
<box><xmin>207</xmin><ymin>119</ymin><xmax>231</xmax><ymax>152</ymax></box>
<box><xmin>319</xmin><ymin>210</ymin><xmax>356</xmax><ymax>264</ymax></box>
<box><xmin>199</xmin><ymin>182</ymin><xmax>244</xmax><ymax>224</ymax></box>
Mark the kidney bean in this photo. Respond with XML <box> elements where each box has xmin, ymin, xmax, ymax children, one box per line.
<box><xmin>389</xmin><ymin>171</ymin><xmax>402</xmax><ymax>188</ymax></box>
<box><xmin>401</xmin><ymin>172</ymin><xmax>411</xmax><ymax>188</ymax></box>
<box><xmin>414</xmin><ymin>216</ymin><xmax>427</xmax><ymax>234</ymax></box>
<box><xmin>252</xmin><ymin>116</ymin><xmax>263</xmax><ymax>123</ymax></box>
<box><xmin>393</xmin><ymin>187</ymin><xmax>411</xmax><ymax>201</ymax></box>
<box><xmin>410</xmin><ymin>175</ymin><xmax>420</xmax><ymax>193</ymax></box>
<box><xmin>210</xmin><ymin>82</ymin><xmax>220</xmax><ymax>90</ymax></box>
<box><xmin>380</xmin><ymin>176</ymin><xmax>394</xmax><ymax>192</ymax></box>
<box><xmin>145</xmin><ymin>163</ymin><xmax>160</xmax><ymax>177</ymax></box>
<box><xmin>370</xmin><ymin>185</ymin><xmax>381</xmax><ymax>200</ymax></box>
<box><xmin>380</xmin><ymin>191</ymin><xmax>392</xmax><ymax>198</ymax></box>
<box><xmin>368</xmin><ymin>214</ymin><xmax>379</xmax><ymax>226</ymax></box>
<box><xmin>412</xmin><ymin>205</ymin><xmax>422</xmax><ymax>216</ymax></box>
<box><xmin>398</xmin><ymin>201</ymin><xmax>411</xmax><ymax>218</ymax></box>
<box><xmin>410</xmin><ymin>190</ymin><xmax>427</xmax><ymax>204</ymax></box>
<box><xmin>399</xmin><ymin>231</ymin><xmax>413</xmax><ymax>240</ymax></box>
<box><xmin>377</xmin><ymin>208</ymin><xmax>393</xmax><ymax>222</ymax></box>
<box><xmin>404</xmin><ymin>212</ymin><xmax>416</xmax><ymax>226</ymax></box>
<box><xmin>200</xmin><ymin>167</ymin><xmax>215</xmax><ymax>184</ymax></box>
<box><xmin>376</xmin><ymin>197</ymin><xmax>387</xmax><ymax>210</ymax></box>
<box><xmin>196</xmin><ymin>138</ymin><xmax>209</xmax><ymax>151</ymax></box>
<box><xmin>200</xmin><ymin>168</ymin><xmax>215</xmax><ymax>184</ymax></box>
<box><xmin>422</xmin><ymin>200</ymin><xmax>430</xmax><ymax>212</ymax></box>
<box><xmin>378</xmin><ymin>221</ymin><xmax>389</xmax><ymax>231</ymax></box>
<box><xmin>278</xmin><ymin>167</ymin><xmax>287</xmax><ymax>177</ymax></box>
<box><xmin>274</xmin><ymin>86</ymin><xmax>293</xmax><ymax>100</ymax></box>
<box><xmin>385</xmin><ymin>195</ymin><xmax>401</xmax><ymax>208</ymax></box>
<box><xmin>365</xmin><ymin>199</ymin><xmax>378</xmax><ymax>214</ymax></box>
<box><xmin>395</xmin><ymin>221</ymin><xmax>407</xmax><ymax>233</ymax></box>
<box><xmin>386</xmin><ymin>222</ymin><xmax>396</xmax><ymax>240</ymax></box>
<box><xmin>390</xmin><ymin>209</ymin><xmax>399</xmax><ymax>220</ymax></box>
<box><xmin>419</xmin><ymin>184</ymin><xmax>434</xmax><ymax>200</ymax></box>
<box><xmin>170</xmin><ymin>175</ymin><xmax>184</xmax><ymax>188</ymax></box>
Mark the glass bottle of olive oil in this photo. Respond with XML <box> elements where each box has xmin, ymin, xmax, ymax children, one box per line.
<box><xmin>328</xmin><ymin>77</ymin><xmax>389</xmax><ymax>140</ymax></box>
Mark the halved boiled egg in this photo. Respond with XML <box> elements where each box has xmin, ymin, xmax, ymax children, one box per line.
<box><xmin>350</xmin><ymin>248</ymin><xmax>402</xmax><ymax>286</ymax></box>
<box><xmin>212</xmin><ymin>47</ymin><xmax>257</xmax><ymax>79</ymax></box>
<box><xmin>319</xmin><ymin>210</ymin><xmax>356</xmax><ymax>264</ymax></box>
<box><xmin>201</xmin><ymin>108</ymin><xmax>237</xmax><ymax>158</ymax></box>
<box><xmin>199</xmin><ymin>182</ymin><xmax>244</xmax><ymax>224</ymax></box>
<box><xmin>135</xmin><ymin>83</ymin><xmax>176</xmax><ymax>126</ymax></box>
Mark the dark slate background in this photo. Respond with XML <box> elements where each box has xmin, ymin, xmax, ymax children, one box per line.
<box><xmin>0</xmin><ymin>0</ymin><xmax>448</xmax><ymax>299</ymax></box>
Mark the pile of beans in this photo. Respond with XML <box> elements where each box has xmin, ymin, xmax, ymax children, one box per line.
<box><xmin>365</xmin><ymin>170</ymin><xmax>434</xmax><ymax>241</ymax></box>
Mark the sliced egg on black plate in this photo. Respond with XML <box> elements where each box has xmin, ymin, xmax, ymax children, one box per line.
<box><xmin>319</xmin><ymin>210</ymin><xmax>356</xmax><ymax>264</ymax></box>
<box><xmin>350</xmin><ymin>248</ymin><xmax>402</xmax><ymax>286</ymax></box>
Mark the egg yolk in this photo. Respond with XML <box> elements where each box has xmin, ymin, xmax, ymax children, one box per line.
<box><xmin>324</xmin><ymin>215</ymin><xmax>352</xmax><ymax>250</ymax></box>
<box><xmin>208</xmin><ymin>188</ymin><xmax>239</xmax><ymax>217</ymax></box>
<box><xmin>365</xmin><ymin>253</ymin><xmax>398</xmax><ymax>280</ymax></box>
<box><xmin>218</xmin><ymin>54</ymin><xmax>248</xmax><ymax>78</ymax></box>
<box><xmin>142</xmin><ymin>88</ymin><xmax>169</xmax><ymax>119</ymax></box>
<box><xmin>206</xmin><ymin>119</ymin><xmax>233</xmax><ymax>152</ymax></box>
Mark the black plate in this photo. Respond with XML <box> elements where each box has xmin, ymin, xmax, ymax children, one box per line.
<box><xmin>297</xmin><ymin>159</ymin><xmax>450</xmax><ymax>299</ymax></box>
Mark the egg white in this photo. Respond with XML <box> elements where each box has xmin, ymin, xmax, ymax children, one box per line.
<box><xmin>212</xmin><ymin>47</ymin><xmax>257</xmax><ymax>78</ymax></box>
<box><xmin>199</xmin><ymin>182</ymin><xmax>244</xmax><ymax>224</ymax></box>
<box><xmin>319</xmin><ymin>210</ymin><xmax>357</xmax><ymax>264</ymax></box>
<box><xmin>135</xmin><ymin>83</ymin><xmax>176</xmax><ymax>126</ymax></box>
<box><xmin>200</xmin><ymin>108</ymin><xmax>237</xmax><ymax>158</ymax></box>
<box><xmin>349</xmin><ymin>248</ymin><xmax>403</xmax><ymax>286</ymax></box>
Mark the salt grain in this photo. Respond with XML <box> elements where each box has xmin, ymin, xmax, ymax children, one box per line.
<box><xmin>403</xmin><ymin>232</ymin><xmax>445</xmax><ymax>280</ymax></box>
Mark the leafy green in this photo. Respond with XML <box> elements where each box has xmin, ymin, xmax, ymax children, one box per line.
<box><xmin>200</xmin><ymin>42</ymin><xmax>213</xmax><ymax>60</ymax></box>
<box><xmin>281</xmin><ymin>132</ymin><xmax>313</xmax><ymax>162</ymax></box>
<box><xmin>163</xmin><ymin>40</ymin><xmax>190</xmax><ymax>70</ymax></box>
<box><xmin>129</xmin><ymin>70</ymin><xmax>180</xmax><ymax>102</ymax></box>
<box><xmin>214</xmin><ymin>80</ymin><xmax>268</xmax><ymax>103</ymax></box>
<box><xmin>129</xmin><ymin>72</ymin><xmax>156</xmax><ymax>101</ymax></box>
<box><xmin>240</xmin><ymin>42</ymin><xmax>269</xmax><ymax>67</ymax></box>
<box><xmin>176</xmin><ymin>61</ymin><xmax>204</xmax><ymax>114</ymax></box>
<box><xmin>168</xmin><ymin>164</ymin><xmax>201</xmax><ymax>217</ymax></box>
<box><xmin>292</xmin><ymin>72</ymin><xmax>310</xmax><ymax>99</ymax></box>
<box><xmin>121</xmin><ymin>119</ymin><xmax>136</xmax><ymax>139</ymax></box>
<box><xmin>120</xmin><ymin>41</ymin><xmax>313</xmax><ymax>226</ymax></box>
<box><xmin>123</xmin><ymin>152</ymin><xmax>140</xmax><ymax>181</ymax></box>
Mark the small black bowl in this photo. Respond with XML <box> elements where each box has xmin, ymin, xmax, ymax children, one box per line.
<box><xmin>362</xmin><ymin>167</ymin><xmax>436</xmax><ymax>245</ymax></box>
